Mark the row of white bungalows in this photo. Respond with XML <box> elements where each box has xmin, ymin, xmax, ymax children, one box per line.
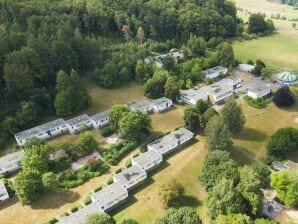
<box><xmin>0</xmin><ymin>150</ymin><xmax>24</xmax><ymax>175</ymax></box>
<box><xmin>57</xmin><ymin>201</ymin><xmax>105</xmax><ymax>224</ymax></box>
<box><xmin>0</xmin><ymin>181</ymin><xmax>9</xmax><ymax>203</ymax></box>
<box><xmin>203</xmin><ymin>66</ymin><xmax>228</xmax><ymax>80</ymax></box>
<box><xmin>14</xmin><ymin>118</ymin><xmax>68</xmax><ymax>146</ymax></box>
<box><xmin>147</xmin><ymin>127</ymin><xmax>194</xmax><ymax>156</ymax></box>
<box><xmin>129</xmin><ymin>97</ymin><xmax>173</xmax><ymax>113</ymax></box>
<box><xmin>76</xmin><ymin>128</ymin><xmax>193</xmax><ymax>217</ymax></box>
<box><xmin>181</xmin><ymin>78</ymin><xmax>240</xmax><ymax>105</ymax></box>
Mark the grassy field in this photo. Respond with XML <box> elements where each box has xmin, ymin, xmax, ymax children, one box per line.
<box><xmin>233</xmin><ymin>0</ymin><xmax>298</xmax><ymax>72</ymax></box>
<box><xmin>82</xmin><ymin>77</ymin><xmax>145</xmax><ymax>114</ymax></box>
<box><xmin>233</xmin><ymin>99</ymin><xmax>298</xmax><ymax>159</ymax></box>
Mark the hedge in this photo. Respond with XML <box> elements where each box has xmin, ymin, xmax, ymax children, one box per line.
<box><xmin>103</xmin><ymin>140</ymin><xmax>137</xmax><ymax>165</ymax></box>
<box><xmin>244</xmin><ymin>96</ymin><xmax>272</xmax><ymax>109</ymax></box>
<box><xmin>100</xmin><ymin>126</ymin><xmax>114</xmax><ymax>137</ymax></box>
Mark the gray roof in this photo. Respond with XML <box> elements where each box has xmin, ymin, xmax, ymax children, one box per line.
<box><xmin>91</xmin><ymin>182</ymin><xmax>128</xmax><ymax>205</ymax></box>
<box><xmin>0</xmin><ymin>150</ymin><xmax>24</xmax><ymax>173</ymax></box>
<box><xmin>151</xmin><ymin>97</ymin><xmax>172</xmax><ymax>107</ymax></box>
<box><xmin>129</xmin><ymin>100</ymin><xmax>152</xmax><ymax>111</ymax></box>
<box><xmin>66</xmin><ymin>114</ymin><xmax>91</xmax><ymax>127</ymax></box>
<box><xmin>248</xmin><ymin>84</ymin><xmax>271</xmax><ymax>95</ymax></box>
<box><xmin>148</xmin><ymin>128</ymin><xmax>193</xmax><ymax>152</ymax></box>
<box><xmin>203</xmin><ymin>66</ymin><xmax>227</xmax><ymax>75</ymax></box>
<box><xmin>57</xmin><ymin>202</ymin><xmax>104</xmax><ymax>224</ymax></box>
<box><xmin>91</xmin><ymin>110</ymin><xmax>111</xmax><ymax>122</ymax></box>
<box><xmin>114</xmin><ymin>165</ymin><xmax>146</xmax><ymax>185</ymax></box>
<box><xmin>133</xmin><ymin>150</ymin><xmax>162</xmax><ymax>167</ymax></box>
<box><xmin>181</xmin><ymin>86</ymin><xmax>211</xmax><ymax>102</ymax></box>
<box><xmin>14</xmin><ymin>118</ymin><xmax>66</xmax><ymax>142</ymax></box>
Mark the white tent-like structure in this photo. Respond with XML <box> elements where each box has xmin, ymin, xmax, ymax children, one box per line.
<box><xmin>277</xmin><ymin>71</ymin><xmax>297</xmax><ymax>86</ymax></box>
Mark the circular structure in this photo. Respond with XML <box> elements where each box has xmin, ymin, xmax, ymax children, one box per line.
<box><xmin>277</xmin><ymin>71</ymin><xmax>297</xmax><ymax>86</ymax></box>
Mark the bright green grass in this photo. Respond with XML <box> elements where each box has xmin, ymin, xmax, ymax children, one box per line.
<box><xmin>234</xmin><ymin>31</ymin><xmax>298</xmax><ymax>72</ymax></box>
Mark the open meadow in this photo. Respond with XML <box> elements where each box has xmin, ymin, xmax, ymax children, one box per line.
<box><xmin>233</xmin><ymin>0</ymin><xmax>298</xmax><ymax>72</ymax></box>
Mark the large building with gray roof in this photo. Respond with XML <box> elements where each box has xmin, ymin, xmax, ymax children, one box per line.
<box><xmin>147</xmin><ymin>128</ymin><xmax>194</xmax><ymax>156</ymax></box>
<box><xmin>113</xmin><ymin>165</ymin><xmax>147</xmax><ymax>190</ymax></box>
<box><xmin>66</xmin><ymin>114</ymin><xmax>92</xmax><ymax>134</ymax></box>
<box><xmin>91</xmin><ymin>182</ymin><xmax>128</xmax><ymax>211</ymax></box>
<box><xmin>247</xmin><ymin>84</ymin><xmax>271</xmax><ymax>99</ymax></box>
<box><xmin>0</xmin><ymin>181</ymin><xmax>9</xmax><ymax>203</ymax></box>
<box><xmin>14</xmin><ymin>118</ymin><xmax>68</xmax><ymax>146</ymax></box>
<box><xmin>91</xmin><ymin>110</ymin><xmax>111</xmax><ymax>128</ymax></box>
<box><xmin>0</xmin><ymin>150</ymin><xmax>24</xmax><ymax>175</ymax></box>
<box><xmin>132</xmin><ymin>150</ymin><xmax>163</xmax><ymax>172</ymax></box>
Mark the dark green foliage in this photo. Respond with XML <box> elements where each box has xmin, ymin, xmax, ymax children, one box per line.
<box><xmin>254</xmin><ymin>218</ymin><xmax>278</xmax><ymax>224</ymax></box>
<box><xmin>0</xmin><ymin>175</ymin><xmax>15</xmax><ymax>197</ymax></box>
<box><xmin>58</xmin><ymin>160</ymin><xmax>109</xmax><ymax>189</ymax></box>
<box><xmin>155</xmin><ymin>207</ymin><xmax>202</xmax><ymax>224</ymax></box>
<box><xmin>44</xmin><ymin>218</ymin><xmax>59</xmax><ymax>224</ymax></box>
<box><xmin>75</xmin><ymin>131</ymin><xmax>98</xmax><ymax>156</ymax></box>
<box><xmin>207</xmin><ymin>178</ymin><xmax>246</xmax><ymax>220</ymax></box>
<box><xmin>85</xmin><ymin>212</ymin><xmax>115</xmax><ymax>224</ymax></box>
<box><xmin>54</xmin><ymin>70</ymin><xmax>90</xmax><ymax>117</ymax></box>
<box><xmin>195</xmin><ymin>100</ymin><xmax>212</xmax><ymax>115</ymax></box>
<box><xmin>84</xmin><ymin>194</ymin><xmax>92</xmax><ymax>205</ymax></box>
<box><xmin>23</xmin><ymin>144</ymin><xmax>50</xmax><ymax>173</ymax></box>
<box><xmin>244</xmin><ymin>96</ymin><xmax>272</xmax><ymax>109</ymax></box>
<box><xmin>186</xmin><ymin>35</ymin><xmax>207</xmax><ymax>57</ymax></box>
<box><xmin>248</xmin><ymin>14</ymin><xmax>275</xmax><ymax>35</ymax></box>
<box><xmin>273</xmin><ymin>87</ymin><xmax>295</xmax><ymax>107</ymax></box>
<box><xmin>205</xmin><ymin>116</ymin><xmax>232</xmax><ymax>151</ymax></box>
<box><xmin>109</xmin><ymin>105</ymin><xmax>130</xmax><ymax>132</ymax></box>
<box><xmin>267</xmin><ymin>127</ymin><xmax>298</xmax><ymax>158</ymax></box>
<box><xmin>251</xmin><ymin>162</ymin><xmax>271</xmax><ymax>187</ymax></box>
<box><xmin>271</xmin><ymin>170</ymin><xmax>298</xmax><ymax>207</ymax></box>
<box><xmin>200</xmin><ymin>150</ymin><xmax>239</xmax><ymax>191</ymax></box>
<box><xmin>216</xmin><ymin>42</ymin><xmax>235</xmax><ymax>68</ymax></box>
<box><xmin>15</xmin><ymin>101</ymin><xmax>41</xmax><ymax>129</ymax></box>
<box><xmin>221</xmin><ymin>96</ymin><xmax>246</xmax><ymax>134</ymax></box>
<box><xmin>252</xmin><ymin>59</ymin><xmax>266</xmax><ymax>77</ymax></box>
<box><xmin>162</xmin><ymin>56</ymin><xmax>176</xmax><ymax>71</ymax></box>
<box><xmin>103</xmin><ymin>140</ymin><xmax>137</xmax><ymax>165</ymax></box>
<box><xmin>144</xmin><ymin>70</ymin><xmax>168</xmax><ymax>99</ymax></box>
<box><xmin>164</xmin><ymin>76</ymin><xmax>180</xmax><ymax>101</ymax></box>
<box><xmin>48</xmin><ymin>157</ymin><xmax>71</xmax><ymax>174</ymax></box>
<box><xmin>14</xmin><ymin>169</ymin><xmax>44</xmax><ymax>204</ymax></box>
<box><xmin>100</xmin><ymin>126</ymin><xmax>114</xmax><ymax>137</ymax></box>
<box><xmin>119</xmin><ymin>111</ymin><xmax>151</xmax><ymax>141</ymax></box>
<box><xmin>201</xmin><ymin>107</ymin><xmax>219</xmax><ymax>127</ymax></box>
<box><xmin>159</xmin><ymin>181</ymin><xmax>185</xmax><ymax>208</ymax></box>
<box><xmin>184</xmin><ymin>108</ymin><xmax>201</xmax><ymax>132</ymax></box>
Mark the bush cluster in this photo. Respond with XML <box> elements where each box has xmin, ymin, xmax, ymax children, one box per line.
<box><xmin>58</xmin><ymin>161</ymin><xmax>109</xmax><ymax>189</ymax></box>
<box><xmin>103</xmin><ymin>140</ymin><xmax>137</xmax><ymax>165</ymax></box>
<box><xmin>244</xmin><ymin>96</ymin><xmax>272</xmax><ymax>109</ymax></box>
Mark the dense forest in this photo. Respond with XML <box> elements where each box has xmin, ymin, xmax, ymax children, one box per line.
<box><xmin>0</xmin><ymin>0</ymin><xmax>245</xmax><ymax>149</ymax></box>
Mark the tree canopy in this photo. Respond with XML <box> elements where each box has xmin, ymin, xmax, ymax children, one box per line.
<box><xmin>155</xmin><ymin>207</ymin><xmax>202</xmax><ymax>224</ymax></box>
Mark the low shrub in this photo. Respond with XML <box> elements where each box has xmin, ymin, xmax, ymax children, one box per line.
<box><xmin>103</xmin><ymin>140</ymin><xmax>137</xmax><ymax>165</ymax></box>
<box><xmin>0</xmin><ymin>175</ymin><xmax>15</xmax><ymax>197</ymax></box>
<box><xmin>115</xmin><ymin>168</ymin><xmax>122</xmax><ymax>174</ymax></box>
<box><xmin>48</xmin><ymin>157</ymin><xmax>70</xmax><ymax>173</ymax></box>
<box><xmin>125</xmin><ymin>159</ymin><xmax>132</xmax><ymax>168</ymax></box>
<box><xmin>94</xmin><ymin>185</ymin><xmax>102</xmax><ymax>192</ymax></box>
<box><xmin>58</xmin><ymin>160</ymin><xmax>109</xmax><ymax>188</ymax></box>
<box><xmin>44</xmin><ymin>218</ymin><xmax>58</xmax><ymax>224</ymax></box>
<box><xmin>84</xmin><ymin>194</ymin><xmax>92</xmax><ymax>205</ymax></box>
<box><xmin>140</xmin><ymin>145</ymin><xmax>147</xmax><ymax>153</ymax></box>
<box><xmin>70</xmin><ymin>206</ymin><xmax>79</xmax><ymax>213</ymax></box>
<box><xmin>107</xmin><ymin>175</ymin><xmax>114</xmax><ymax>185</ymax></box>
<box><xmin>100</xmin><ymin>126</ymin><xmax>114</xmax><ymax>137</ymax></box>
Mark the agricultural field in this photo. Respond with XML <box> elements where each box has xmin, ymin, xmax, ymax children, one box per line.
<box><xmin>233</xmin><ymin>0</ymin><xmax>298</xmax><ymax>72</ymax></box>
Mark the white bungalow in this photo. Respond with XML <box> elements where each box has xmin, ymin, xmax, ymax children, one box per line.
<box><xmin>132</xmin><ymin>150</ymin><xmax>163</xmax><ymax>172</ymax></box>
<box><xmin>91</xmin><ymin>110</ymin><xmax>111</xmax><ymax>128</ymax></box>
<box><xmin>147</xmin><ymin>128</ymin><xmax>194</xmax><ymax>156</ymax></box>
<box><xmin>0</xmin><ymin>150</ymin><xmax>24</xmax><ymax>175</ymax></box>
<box><xmin>247</xmin><ymin>85</ymin><xmax>271</xmax><ymax>99</ymax></box>
<box><xmin>113</xmin><ymin>165</ymin><xmax>147</xmax><ymax>190</ymax></box>
<box><xmin>91</xmin><ymin>182</ymin><xmax>128</xmax><ymax>211</ymax></box>
<box><xmin>203</xmin><ymin>66</ymin><xmax>228</xmax><ymax>79</ymax></box>
<box><xmin>151</xmin><ymin>97</ymin><xmax>173</xmax><ymax>113</ymax></box>
<box><xmin>14</xmin><ymin>118</ymin><xmax>68</xmax><ymax>146</ymax></box>
<box><xmin>66</xmin><ymin>114</ymin><xmax>92</xmax><ymax>134</ymax></box>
